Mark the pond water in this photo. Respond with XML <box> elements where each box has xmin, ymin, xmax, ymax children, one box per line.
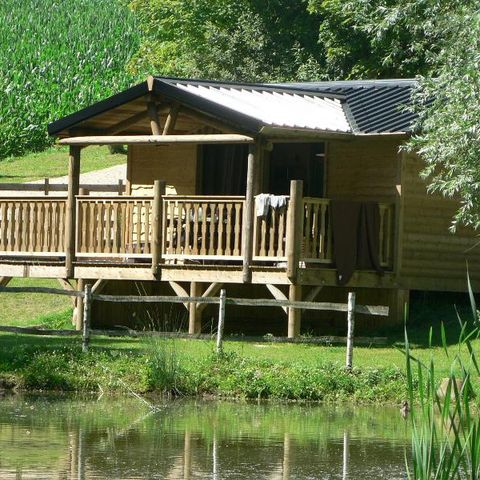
<box><xmin>0</xmin><ymin>395</ymin><xmax>410</xmax><ymax>479</ymax></box>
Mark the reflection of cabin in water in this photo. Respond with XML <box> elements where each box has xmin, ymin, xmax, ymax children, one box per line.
<box><xmin>0</xmin><ymin>77</ymin><xmax>478</xmax><ymax>335</ymax></box>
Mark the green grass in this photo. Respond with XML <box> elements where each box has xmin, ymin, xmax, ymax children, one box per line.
<box><xmin>0</xmin><ymin>321</ymin><xmax>478</xmax><ymax>403</ymax></box>
<box><xmin>1</xmin><ymin>283</ymin><xmax>479</xmax><ymax>403</ymax></box>
<box><xmin>0</xmin><ymin>146</ymin><xmax>126</xmax><ymax>183</ymax></box>
<box><xmin>0</xmin><ymin>278</ymin><xmax>72</xmax><ymax>327</ymax></box>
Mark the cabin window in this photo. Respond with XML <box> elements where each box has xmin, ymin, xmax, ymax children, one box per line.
<box><xmin>269</xmin><ymin>143</ymin><xmax>325</xmax><ymax>197</ymax></box>
<box><xmin>200</xmin><ymin>144</ymin><xmax>248</xmax><ymax>195</ymax></box>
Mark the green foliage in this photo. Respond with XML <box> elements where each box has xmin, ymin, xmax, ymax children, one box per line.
<box><xmin>143</xmin><ymin>336</ymin><xmax>182</xmax><ymax>394</ymax></box>
<box><xmin>405</xmin><ymin>279</ymin><xmax>480</xmax><ymax>479</ymax></box>
<box><xmin>406</xmin><ymin>5</ymin><xmax>480</xmax><ymax>230</ymax></box>
<box><xmin>127</xmin><ymin>0</ymin><xmax>325</xmax><ymax>82</ymax></box>
<box><xmin>308</xmin><ymin>0</ymin><xmax>471</xmax><ymax>79</ymax></box>
<box><xmin>0</xmin><ymin>0</ymin><xmax>139</xmax><ymax>159</ymax></box>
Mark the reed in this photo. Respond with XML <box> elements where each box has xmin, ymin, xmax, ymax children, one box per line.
<box><xmin>405</xmin><ymin>275</ymin><xmax>480</xmax><ymax>479</ymax></box>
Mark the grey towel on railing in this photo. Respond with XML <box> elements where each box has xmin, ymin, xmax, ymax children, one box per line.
<box><xmin>330</xmin><ymin>200</ymin><xmax>383</xmax><ymax>285</ymax></box>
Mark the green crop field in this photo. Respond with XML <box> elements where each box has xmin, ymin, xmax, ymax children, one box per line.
<box><xmin>0</xmin><ymin>0</ymin><xmax>139</xmax><ymax>159</ymax></box>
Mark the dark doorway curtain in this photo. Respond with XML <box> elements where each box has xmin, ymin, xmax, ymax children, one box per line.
<box><xmin>201</xmin><ymin>144</ymin><xmax>248</xmax><ymax>195</ymax></box>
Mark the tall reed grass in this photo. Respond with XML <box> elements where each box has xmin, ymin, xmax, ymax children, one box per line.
<box><xmin>405</xmin><ymin>276</ymin><xmax>480</xmax><ymax>479</ymax></box>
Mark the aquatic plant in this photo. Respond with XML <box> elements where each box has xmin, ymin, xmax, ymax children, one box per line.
<box><xmin>405</xmin><ymin>278</ymin><xmax>480</xmax><ymax>479</ymax></box>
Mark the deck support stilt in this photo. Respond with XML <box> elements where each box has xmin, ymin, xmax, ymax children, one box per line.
<box><xmin>390</xmin><ymin>288</ymin><xmax>409</xmax><ymax>326</ymax></box>
<box><xmin>189</xmin><ymin>282</ymin><xmax>201</xmax><ymax>334</ymax></box>
<box><xmin>288</xmin><ymin>284</ymin><xmax>302</xmax><ymax>338</ymax></box>
<box><xmin>75</xmin><ymin>278</ymin><xmax>85</xmax><ymax>330</ymax></box>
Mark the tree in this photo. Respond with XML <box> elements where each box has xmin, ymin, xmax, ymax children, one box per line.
<box><xmin>406</xmin><ymin>5</ymin><xmax>480</xmax><ymax>230</ymax></box>
<box><xmin>308</xmin><ymin>0</ymin><xmax>469</xmax><ymax>79</ymax></box>
<box><xmin>127</xmin><ymin>0</ymin><xmax>326</xmax><ymax>82</ymax></box>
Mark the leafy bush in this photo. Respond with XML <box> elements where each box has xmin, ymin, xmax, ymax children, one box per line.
<box><xmin>0</xmin><ymin>0</ymin><xmax>139</xmax><ymax>159</ymax></box>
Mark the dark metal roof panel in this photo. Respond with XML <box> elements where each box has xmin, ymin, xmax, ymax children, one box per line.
<box><xmin>277</xmin><ymin>80</ymin><xmax>416</xmax><ymax>134</ymax></box>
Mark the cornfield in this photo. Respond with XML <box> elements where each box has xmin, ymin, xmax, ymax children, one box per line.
<box><xmin>0</xmin><ymin>0</ymin><xmax>139</xmax><ymax>159</ymax></box>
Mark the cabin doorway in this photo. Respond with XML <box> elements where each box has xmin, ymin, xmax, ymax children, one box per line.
<box><xmin>268</xmin><ymin>143</ymin><xmax>325</xmax><ymax>197</ymax></box>
<box><xmin>199</xmin><ymin>144</ymin><xmax>248</xmax><ymax>195</ymax></box>
<box><xmin>199</xmin><ymin>142</ymin><xmax>325</xmax><ymax>197</ymax></box>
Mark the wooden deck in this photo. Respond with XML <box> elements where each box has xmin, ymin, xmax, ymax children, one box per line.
<box><xmin>0</xmin><ymin>193</ymin><xmax>395</xmax><ymax>286</ymax></box>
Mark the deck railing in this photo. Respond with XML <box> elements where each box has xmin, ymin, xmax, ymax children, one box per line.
<box><xmin>0</xmin><ymin>197</ymin><xmax>66</xmax><ymax>255</ymax></box>
<box><xmin>302</xmin><ymin>198</ymin><xmax>394</xmax><ymax>268</ymax></box>
<box><xmin>162</xmin><ymin>196</ymin><xmax>245</xmax><ymax>261</ymax></box>
<box><xmin>76</xmin><ymin>196</ymin><xmax>153</xmax><ymax>258</ymax></box>
<box><xmin>0</xmin><ymin>192</ymin><xmax>395</xmax><ymax>270</ymax></box>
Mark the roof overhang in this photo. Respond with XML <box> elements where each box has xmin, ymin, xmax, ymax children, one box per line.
<box><xmin>47</xmin><ymin>76</ymin><xmax>352</xmax><ymax>139</ymax></box>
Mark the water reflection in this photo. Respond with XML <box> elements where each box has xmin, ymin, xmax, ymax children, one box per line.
<box><xmin>0</xmin><ymin>395</ymin><xmax>409</xmax><ymax>479</ymax></box>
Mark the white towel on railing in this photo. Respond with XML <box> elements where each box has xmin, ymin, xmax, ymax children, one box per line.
<box><xmin>270</xmin><ymin>195</ymin><xmax>288</xmax><ymax>210</ymax></box>
<box><xmin>255</xmin><ymin>194</ymin><xmax>289</xmax><ymax>217</ymax></box>
<box><xmin>255</xmin><ymin>194</ymin><xmax>271</xmax><ymax>217</ymax></box>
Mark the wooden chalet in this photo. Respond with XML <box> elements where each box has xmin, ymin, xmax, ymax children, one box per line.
<box><xmin>0</xmin><ymin>76</ymin><xmax>478</xmax><ymax>336</ymax></box>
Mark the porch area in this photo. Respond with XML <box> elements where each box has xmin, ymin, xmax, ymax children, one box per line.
<box><xmin>0</xmin><ymin>186</ymin><xmax>395</xmax><ymax>281</ymax></box>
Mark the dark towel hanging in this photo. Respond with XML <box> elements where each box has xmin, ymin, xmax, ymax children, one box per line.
<box><xmin>330</xmin><ymin>200</ymin><xmax>383</xmax><ymax>285</ymax></box>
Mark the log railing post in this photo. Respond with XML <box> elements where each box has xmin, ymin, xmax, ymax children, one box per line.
<box><xmin>242</xmin><ymin>142</ymin><xmax>258</xmax><ymax>283</ymax></box>
<box><xmin>151</xmin><ymin>179</ymin><xmax>166</xmax><ymax>276</ymax></box>
<box><xmin>65</xmin><ymin>145</ymin><xmax>81</xmax><ymax>278</ymax></box>
<box><xmin>286</xmin><ymin>180</ymin><xmax>303</xmax><ymax>282</ymax></box>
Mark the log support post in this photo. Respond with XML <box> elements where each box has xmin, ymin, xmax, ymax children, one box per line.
<box><xmin>287</xmin><ymin>284</ymin><xmax>302</xmax><ymax>338</ymax></box>
<box><xmin>75</xmin><ymin>278</ymin><xmax>85</xmax><ymax>330</ymax></box>
<box><xmin>65</xmin><ymin>145</ymin><xmax>81</xmax><ymax>278</ymax></box>
<box><xmin>390</xmin><ymin>288</ymin><xmax>410</xmax><ymax>326</ymax></box>
<box><xmin>152</xmin><ymin>180</ymin><xmax>166</xmax><ymax>276</ymax></box>
<box><xmin>286</xmin><ymin>180</ymin><xmax>303</xmax><ymax>282</ymax></box>
<box><xmin>147</xmin><ymin>100</ymin><xmax>161</xmax><ymax>135</ymax></box>
<box><xmin>188</xmin><ymin>282</ymin><xmax>202</xmax><ymax>334</ymax></box>
<box><xmin>242</xmin><ymin>142</ymin><xmax>258</xmax><ymax>283</ymax></box>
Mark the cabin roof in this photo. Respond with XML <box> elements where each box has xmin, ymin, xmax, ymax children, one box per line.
<box><xmin>48</xmin><ymin>76</ymin><xmax>416</xmax><ymax>137</ymax></box>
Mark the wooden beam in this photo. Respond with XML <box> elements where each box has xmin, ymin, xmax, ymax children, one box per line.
<box><xmin>147</xmin><ymin>101</ymin><xmax>161</xmax><ymax>135</ymax></box>
<box><xmin>265</xmin><ymin>284</ymin><xmax>288</xmax><ymax>314</ymax></box>
<box><xmin>163</xmin><ymin>104</ymin><xmax>180</xmax><ymax>135</ymax></box>
<box><xmin>304</xmin><ymin>285</ymin><xmax>323</xmax><ymax>303</ymax></box>
<box><xmin>180</xmin><ymin>107</ymin><xmax>237</xmax><ymax>133</ymax></box>
<box><xmin>196</xmin><ymin>282</ymin><xmax>223</xmax><ymax>314</ymax></box>
<box><xmin>65</xmin><ymin>145</ymin><xmax>80</xmax><ymax>278</ymax></box>
<box><xmin>59</xmin><ymin>134</ymin><xmax>255</xmax><ymax>146</ymax></box>
<box><xmin>242</xmin><ymin>142</ymin><xmax>258</xmax><ymax>283</ymax></box>
<box><xmin>168</xmin><ymin>281</ymin><xmax>189</xmax><ymax>311</ymax></box>
<box><xmin>0</xmin><ymin>276</ymin><xmax>12</xmax><ymax>287</ymax></box>
<box><xmin>105</xmin><ymin>110</ymin><xmax>150</xmax><ymax>135</ymax></box>
<box><xmin>91</xmin><ymin>279</ymin><xmax>108</xmax><ymax>295</ymax></box>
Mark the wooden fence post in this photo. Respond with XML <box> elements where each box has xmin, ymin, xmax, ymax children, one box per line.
<box><xmin>44</xmin><ymin>178</ymin><xmax>50</xmax><ymax>196</ymax></box>
<box><xmin>82</xmin><ymin>284</ymin><xmax>92</xmax><ymax>353</ymax></box>
<box><xmin>345</xmin><ymin>292</ymin><xmax>356</xmax><ymax>369</ymax></box>
<box><xmin>286</xmin><ymin>180</ymin><xmax>303</xmax><ymax>282</ymax></box>
<box><xmin>151</xmin><ymin>180</ymin><xmax>166</xmax><ymax>276</ymax></box>
<box><xmin>216</xmin><ymin>289</ymin><xmax>226</xmax><ymax>354</ymax></box>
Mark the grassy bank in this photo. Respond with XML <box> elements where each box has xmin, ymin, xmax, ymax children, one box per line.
<box><xmin>0</xmin><ymin>145</ymin><xmax>126</xmax><ymax>183</ymax></box>
<box><xmin>1</xmin><ymin>323</ymin><xmax>478</xmax><ymax>403</ymax></box>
